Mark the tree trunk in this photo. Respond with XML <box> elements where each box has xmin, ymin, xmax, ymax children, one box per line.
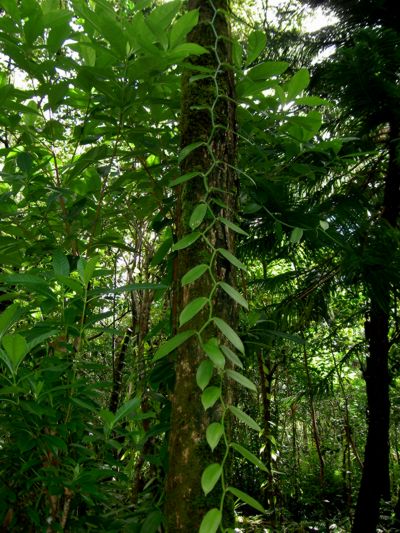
<box><xmin>352</xmin><ymin>120</ymin><xmax>400</xmax><ymax>532</ymax></box>
<box><xmin>164</xmin><ymin>1</ymin><xmax>237</xmax><ymax>531</ymax></box>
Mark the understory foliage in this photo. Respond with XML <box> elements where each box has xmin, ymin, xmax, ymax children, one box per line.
<box><xmin>0</xmin><ymin>0</ymin><xmax>399</xmax><ymax>532</ymax></box>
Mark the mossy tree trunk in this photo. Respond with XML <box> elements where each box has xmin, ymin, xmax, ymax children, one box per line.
<box><xmin>164</xmin><ymin>0</ymin><xmax>237</xmax><ymax>530</ymax></box>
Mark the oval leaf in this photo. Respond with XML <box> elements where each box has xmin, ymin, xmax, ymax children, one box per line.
<box><xmin>290</xmin><ymin>227</ymin><xmax>303</xmax><ymax>243</ymax></box>
<box><xmin>2</xmin><ymin>333</ymin><xmax>28</xmax><ymax>372</ymax></box>
<box><xmin>199</xmin><ymin>508</ymin><xmax>221</xmax><ymax>533</ymax></box>
<box><xmin>219</xmin><ymin>216</ymin><xmax>249</xmax><ymax>236</ymax></box>
<box><xmin>196</xmin><ymin>359</ymin><xmax>214</xmax><ymax>390</ymax></box>
<box><xmin>221</xmin><ymin>345</ymin><xmax>243</xmax><ymax>369</ymax></box>
<box><xmin>153</xmin><ymin>330</ymin><xmax>194</xmax><ymax>361</ymax></box>
<box><xmin>172</xmin><ymin>232</ymin><xmax>201</xmax><ymax>251</ymax></box>
<box><xmin>226</xmin><ymin>369</ymin><xmax>257</xmax><ymax>392</ymax></box>
<box><xmin>230</xmin><ymin>442</ymin><xmax>267</xmax><ymax>472</ymax></box>
<box><xmin>181</xmin><ymin>264</ymin><xmax>208</xmax><ymax>286</ymax></box>
<box><xmin>179</xmin><ymin>297</ymin><xmax>208</xmax><ymax>326</ymax></box>
<box><xmin>201</xmin><ymin>463</ymin><xmax>222</xmax><ymax>496</ymax></box>
<box><xmin>227</xmin><ymin>486</ymin><xmax>265</xmax><ymax>513</ymax></box>
<box><xmin>203</xmin><ymin>338</ymin><xmax>225</xmax><ymax>369</ymax></box>
<box><xmin>201</xmin><ymin>386</ymin><xmax>221</xmax><ymax>410</ymax></box>
<box><xmin>189</xmin><ymin>203</ymin><xmax>208</xmax><ymax>230</ymax></box>
<box><xmin>245</xmin><ymin>29</ymin><xmax>267</xmax><ymax>66</ymax></box>
<box><xmin>229</xmin><ymin>405</ymin><xmax>261</xmax><ymax>432</ymax></box>
<box><xmin>219</xmin><ymin>282</ymin><xmax>248</xmax><ymax>309</ymax></box>
<box><xmin>217</xmin><ymin>248</ymin><xmax>247</xmax><ymax>271</ymax></box>
<box><xmin>206</xmin><ymin>422</ymin><xmax>224</xmax><ymax>451</ymax></box>
<box><xmin>213</xmin><ymin>317</ymin><xmax>244</xmax><ymax>354</ymax></box>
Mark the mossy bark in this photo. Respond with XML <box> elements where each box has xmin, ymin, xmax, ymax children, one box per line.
<box><xmin>164</xmin><ymin>1</ymin><xmax>237</xmax><ymax>531</ymax></box>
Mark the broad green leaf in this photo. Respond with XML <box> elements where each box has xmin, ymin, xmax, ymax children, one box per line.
<box><xmin>52</xmin><ymin>250</ymin><xmax>70</xmax><ymax>277</ymax></box>
<box><xmin>153</xmin><ymin>330</ymin><xmax>195</xmax><ymax>361</ymax></box>
<box><xmin>319</xmin><ymin>220</ymin><xmax>329</xmax><ymax>230</ymax></box>
<box><xmin>189</xmin><ymin>203</ymin><xmax>208</xmax><ymax>230</ymax></box>
<box><xmin>221</xmin><ymin>345</ymin><xmax>243</xmax><ymax>368</ymax></box>
<box><xmin>140</xmin><ymin>510</ymin><xmax>163</xmax><ymax>533</ymax></box>
<box><xmin>172</xmin><ymin>232</ymin><xmax>201</xmax><ymax>251</ymax></box>
<box><xmin>206</xmin><ymin>422</ymin><xmax>223</xmax><ymax>451</ymax></box>
<box><xmin>219</xmin><ymin>216</ymin><xmax>249</xmax><ymax>236</ymax></box>
<box><xmin>181</xmin><ymin>264</ymin><xmax>208</xmax><ymax>286</ymax></box>
<box><xmin>178</xmin><ymin>141</ymin><xmax>205</xmax><ymax>163</ymax></box>
<box><xmin>113</xmin><ymin>396</ymin><xmax>141</xmax><ymax>427</ymax></box>
<box><xmin>229</xmin><ymin>405</ymin><xmax>261</xmax><ymax>432</ymax></box>
<box><xmin>227</xmin><ymin>486</ymin><xmax>265</xmax><ymax>513</ymax></box>
<box><xmin>196</xmin><ymin>359</ymin><xmax>213</xmax><ymax>390</ymax></box>
<box><xmin>201</xmin><ymin>386</ymin><xmax>221</xmax><ymax>410</ymax></box>
<box><xmin>230</xmin><ymin>443</ymin><xmax>267</xmax><ymax>471</ymax></box>
<box><xmin>0</xmin><ymin>304</ymin><xmax>20</xmax><ymax>338</ymax></box>
<box><xmin>2</xmin><ymin>333</ymin><xmax>28</xmax><ymax>373</ymax></box>
<box><xmin>170</xmin><ymin>9</ymin><xmax>199</xmax><ymax>48</ymax></box>
<box><xmin>226</xmin><ymin>369</ymin><xmax>257</xmax><ymax>392</ymax></box>
<box><xmin>213</xmin><ymin>317</ymin><xmax>244</xmax><ymax>354</ymax></box>
<box><xmin>170</xmin><ymin>42</ymin><xmax>208</xmax><ymax>60</ymax></box>
<box><xmin>286</xmin><ymin>68</ymin><xmax>310</xmax><ymax>101</ymax></box>
<box><xmin>150</xmin><ymin>237</ymin><xmax>173</xmax><ymax>267</ymax></box>
<box><xmin>219</xmin><ymin>282</ymin><xmax>248</xmax><ymax>309</ymax></box>
<box><xmin>199</xmin><ymin>508</ymin><xmax>221</xmax><ymax>533</ymax></box>
<box><xmin>201</xmin><ymin>463</ymin><xmax>222</xmax><ymax>496</ymax></box>
<box><xmin>179</xmin><ymin>297</ymin><xmax>208</xmax><ymax>326</ymax></box>
<box><xmin>245</xmin><ymin>30</ymin><xmax>266</xmax><ymax>66</ymax></box>
<box><xmin>247</xmin><ymin>61</ymin><xmax>289</xmax><ymax>81</ymax></box>
<box><xmin>169</xmin><ymin>171</ymin><xmax>201</xmax><ymax>187</ymax></box>
<box><xmin>203</xmin><ymin>338</ymin><xmax>225</xmax><ymax>369</ymax></box>
<box><xmin>217</xmin><ymin>248</ymin><xmax>247</xmax><ymax>271</ymax></box>
<box><xmin>290</xmin><ymin>227</ymin><xmax>303</xmax><ymax>243</ymax></box>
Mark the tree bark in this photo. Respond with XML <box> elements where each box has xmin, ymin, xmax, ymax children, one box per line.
<box><xmin>164</xmin><ymin>1</ymin><xmax>237</xmax><ymax>530</ymax></box>
<box><xmin>352</xmin><ymin>120</ymin><xmax>400</xmax><ymax>532</ymax></box>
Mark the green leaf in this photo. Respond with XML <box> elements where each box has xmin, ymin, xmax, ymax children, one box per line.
<box><xmin>140</xmin><ymin>510</ymin><xmax>163</xmax><ymax>533</ymax></box>
<box><xmin>213</xmin><ymin>317</ymin><xmax>244</xmax><ymax>354</ymax></box>
<box><xmin>286</xmin><ymin>68</ymin><xmax>310</xmax><ymax>101</ymax></box>
<box><xmin>179</xmin><ymin>297</ymin><xmax>208</xmax><ymax>326</ymax></box>
<box><xmin>230</xmin><ymin>443</ymin><xmax>267</xmax><ymax>472</ymax></box>
<box><xmin>196</xmin><ymin>359</ymin><xmax>214</xmax><ymax>390</ymax></box>
<box><xmin>221</xmin><ymin>345</ymin><xmax>243</xmax><ymax>368</ymax></box>
<box><xmin>178</xmin><ymin>141</ymin><xmax>205</xmax><ymax>163</ymax></box>
<box><xmin>295</xmin><ymin>96</ymin><xmax>330</xmax><ymax>106</ymax></box>
<box><xmin>319</xmin><ymin>220</ymin><xmax>329</xmax><ymax>230</ymax></box>
<box><xmin>199</xmin><ymin>508</ymin><xmax>221</xmax><ymax>533</ymax></box>
<box><xmin>113</xmin><ymin>396</ymin><xmax>141</xmax><ymax>427</ymax></box>
<box><xmin>219</xmin><ymin>216</ymin><xmax>249</xmax><ymax>236</ymax></box>
<box><xmin>172</xmin><ymin>232</ymin><xmax>201</xmax><ymax>251</ymax></box>
<box><xmin>169</xmin><ymin>171</ymin><xmax>201</xmax><ymax>187</ymax></box>
<box><xmin>52</xmin><ymin>250</ymin><xmax>70</xmax><ymax>277</ymax></box>
<box><xmin>206</xmin><ymin>422</ymin><xmax>223</xmax><ymax>451</ymax></box>
<box><xmin>203</xmin><ymin>338</ymin><xmax>225</xmax><ymax>369</ymax></box>
<box><xmin>170</xmin><ymin>9</ymin><xmax>199</xmax><ymax>48</ymax></box>
<box><xmin>0</xmin><ymin>304</ymin><xmax>20</xmax><ymax>339</ymax></box>
<box><xmin>245</xmin><ymin>30</ymin><xmax>266</xmax><ymax>66</ymax></box>
<box><xmin>189</xmin><ymin>203</ymin><xmax>208</xmax><ymax>230</ymax></box>
<box><xmin>2</xmin><ymin>333</ymin><xmax>28</xmax><ymax>374</ymax></box>
<box><xmin>181</xmin><ymin>264</ymin><xmax>208</xmax><ymax>286</ymax></box>
<box><xmin>227</xmin><ymin>486</ymin><xmax>265</xmax><ymax>513</ymax></box>
<box><xmin>226</xmin><ymin>369</ymin><xmax>257</xmax><ymax>392</ymax></box>
<box><xmin>150</xmin><ymin>237</ymin><xmax>173</xmax><ymax>267</ymax></box>
<box><xmin>201</xmin><ymin>463</ymin><xmax>222</xmax><ymax>496</ymax></box>
<box><xmin>247</xmin><ymin>61</ymin><xmax>289</xmax><ymax>81</ymax></box>
<box><xmin>217</xmin><ymin>248</ymin><xmax>247</xmax><ymax>271</ymax></box>
<box><xmin>153</xmin><ymin>330</ymin><xmax>195</xmax><ymax>361</ymax></box>
<box><xmin>290</xmin><ymin>227</ymin><xmax>303</xmax><ymax>243</ymax></box>
<box><xmin>219</xmin><ymin>282</ymin><xmax>248</xmax><ymax>309</ymax></box>
<box><xmin>229</xmin><ymin>405</ymin><xmax>261</xmax><ymax>432</ymax></box>
<box><xmin>201</xmin><ymin>386</ymin><xmax>221</xmax><ymax>410</ymax></box>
